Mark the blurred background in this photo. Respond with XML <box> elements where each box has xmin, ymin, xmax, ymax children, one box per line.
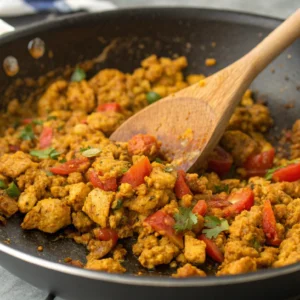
<box><xmin>0</xmin><ymin>0</ymin><xmax>299</xmax><ymax>300</ymax></box>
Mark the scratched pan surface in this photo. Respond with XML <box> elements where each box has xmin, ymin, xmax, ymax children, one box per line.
<box><xmin>0</xmin><ymin>8</ymin><xmax>300</xmax><ymax>300</ymax></box>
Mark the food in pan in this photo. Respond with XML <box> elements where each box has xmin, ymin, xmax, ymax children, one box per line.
<box><xmin>0</xmin><ymin>54</ymin><xmax>299</xmax><ymax>277</ymax></box>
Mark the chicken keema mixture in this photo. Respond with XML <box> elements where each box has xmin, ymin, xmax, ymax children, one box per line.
<box><xmin>0</xmin><ymin>55</ymin><xmax>300</xmax><ymax>277</ymax></box>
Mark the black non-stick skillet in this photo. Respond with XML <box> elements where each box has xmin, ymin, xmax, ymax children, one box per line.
<box><xmin>0</xmin><ymin>8</ymin><xmax>300</xmax><ymax>300</ymax></box>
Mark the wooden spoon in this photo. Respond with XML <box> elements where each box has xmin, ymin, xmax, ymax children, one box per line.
<box><xmin>110</xmin><ymin>9</ymin><xmax>300</xmax><ymax>172</ymax></box>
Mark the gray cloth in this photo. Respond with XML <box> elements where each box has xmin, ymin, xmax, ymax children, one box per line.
<box><xmin>0</xmin><ymin>1</ymin><xmax>298</xmax><ymax>299</ymax></box>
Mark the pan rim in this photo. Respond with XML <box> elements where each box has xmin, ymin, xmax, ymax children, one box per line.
<box><xmin>1</xmin><ymin>7</ymin><xmax>300</xmax><ymax>287</ymax></box>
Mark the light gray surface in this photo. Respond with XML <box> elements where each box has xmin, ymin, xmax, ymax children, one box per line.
<box><xmin>0</xmin><ymin>1</ymin><xmax>299</xmax><ymax>300</ymax></box>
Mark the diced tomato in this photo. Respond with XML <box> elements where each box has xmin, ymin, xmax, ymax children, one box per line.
<box><xmin>244</xmin><ymin>148</ymin><xmax>275</xmax><ymax>177</ymax></box>
<box><xmin>192</xmin><ymin>200</ymin><xmax>207</xmax><ymax>216</ymax></box>
<box><xmin>144</xmin><ymin>210</ymin><xmax>183</xmax><ymax>248</ymax></box>
<box><xmin>223</xmin><ymin>188</ymin><xmax>254</xmax><ymax>217</ymax></box>
<box><xmin>207</xmin><ymin>196</ymin><xmax>232</xmax><ymax>208</ymax></box>
<box><xmin>39</xmin><ymin>127</ymin><xmax>53</xmax><ymax>149</ymax></box>
<box><xmin>262</xmin><ymin>200</ymin><xmax>282</xmax><ymax>246</ymax></box>
<box><xmin>272</xmin><ymin>162</ymin><xmax>300</xmax><ymax>182</ymax></box>
<box><xmin>127</xmin><ymin>134</ymin><xmax>160</xmax><ymax>157</ymax></box>
<box><xmin>22</xmin><ymin>118</ymin><xmax>33</xmax><ymax>125</ymax></box>
<box><xmin>50</xmin><ymin>157</ymin><xmax>89</xmax><ymax>175</ymax></box>
<box><xmin>93</xmin><ymin>228</ymin><xmax>118</xmax><ymax>247</ymax></box>
<box><xmin>199</xmin><ymin>234</ymin><xmax>224</xmax><ymax>263</ymax></box>
<box><xmin>174</xmin><ymin>170</ymin><xmax>192</xmax><ymax>199</ymax></box>
<box><xmin>9</xmin><ymin>145</ymin><xmax>20</xmax><ymax>153</ymax></box>
<box><xmin>207</xmin><ymin>146</ymin><xmax>233</xmax><ymax>176</ymax></box>
<box><xmin>120</xmin><ymin>156</ymin><xmax>152</xmax><ymax>188</ymax></box>
<box><xmin>89</xmin><ymin>170</ymin><xmax>117</xmax><ymax>192</ymax></box>
<box><xmin>97</xmin><ymin>103</ymin><xmax>121</xmax><ymax>113</ymax></box>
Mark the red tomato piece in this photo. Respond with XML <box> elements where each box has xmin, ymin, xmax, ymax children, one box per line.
<box><xmin>50</xmin><ymin>157</ymin><xmax>89</xmax><ymax>175</ymax></box>
<box><xmin>244</xmin><ymin>148</ymin><xmax>275</xmax><ymax>177</ymax></box>
<box><xmin>89</xmin><ymin>170</ymin><xmax>117</xmax><ymax>192</ymax></box>
<box><xmin>22</xmin><ymin>118</ymin><xmax>33</xmax><ymax>125</ymax></box>
<box><xmin>262</xmin><ymin>200</ymin><xmax>282</xmax><ymax>246</ymax></box>
<box><xmin>93</xmin><ymin>228</ymin><xmax>118</xmax><ymax>247</ymax></box>
<box><xmin>272</xmin><ymin>162</ymin><xmax>300</xmax><ymax>182</ymax></box>
<box><xmin>192</xmin><ymin>200</ymin><xmax>207</xmax><ymax>216</ymax></box>
<box><xmin>127</xmin><ymin>134</ymin><xmax>160</xmax><ymax>157</ymax></box>
<box><xmin>199</xmin><ymin>234</ymin><xmax>224</xmax><ymax>263</ymax></box>
<box><xmin>120</xmin><ymin>157</ymin><xmax>152</xmax><ymax>188</ymax></box>
<box><xmin>207</xmin><ymin>146</ymin><xmax>233</xmax><ymax>176</ymax></box>
<box><xmin>97</xmin><ymin>103</ymin><xmax>121</xmax><ymax>113</ymax></box>
<box><xmin>223</xmin><ymin>188</ymin><xmax>254</xmax><ymax>217</ymax></box>
<box><xmin>174</xmin><ymin>170</ymin><xmax>192</xmax><ymax>199</ymax></box>
<box><xmin>144</xmin><ymin>210</ymin><xmax>183</xmax><ymax>248</ymax></box>
<box><xmin>207</xmin><ymin>197</ymin><xmax>232</xmax><ymax>208</ymax></box>
<box><xmin>39</xmin><ymin>127</ymin><xmax>53</xmax><ymax>149</ymax></box>
<box><xmin>9</xmin><ymin>145</ymin><xmax>20</xmax><ymax>153</ymax></box>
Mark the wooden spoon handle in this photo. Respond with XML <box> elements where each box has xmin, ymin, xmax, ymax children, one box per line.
<box><xmin>245</xmin><ymin>9</ymin><xmax>300</xmax><ymax>78</ymax></box>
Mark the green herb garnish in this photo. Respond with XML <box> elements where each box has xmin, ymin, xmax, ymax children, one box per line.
<box><xmin>164</xmin><ymin>166</ymin><xmax>174</xmax><ymax>173</ymax></box>
<box><xmin>203</xmin><ymin>215</ymin><xmax>229</xmax><ymax>239</ymax></box>
<box><xmin>265</xmin><ymin>159</ymin><xmax>300</xmax><ymax>180</ymax></box>
<box><xmin>59</xmin><ymin>158</ymin><xmax>67</xmax><ymax>163</ymax></box>
<box><xmin>6</xmin><ymin>182</ymin><xmax>20</xmax><ymax>198</ymax></box>
<box><xmin>47</xmin><ymin>116</ymin><xmax>57</xmax><ymax>121</ymax></box>
<box><xmin>0</xmin><ymin>180</ymin><xmax>7</xmax><ymax>189</ymax></box>
<box><xmin>81</xmin><ymin>148</ymin><xmax>101</xmax><ymax>158</ymax></box>
<box><xmin>121</xmin><ymin>168</ymin><xmax>128</xmax><ymax>174</ymax></box>
<box><xmin>80</xmin><ymin>146</ymin><xmax>91</xmax><ymax>153</ymax></box>
<box><xmin>19</xmin><ymin>125</ymin><xmax>35</xmax><ymax>141</ymax></box>
<box><xmin>173</xmin><ymin>207</ymin><xmax>198</xmax><ymax>233</ymax></box>
<box><xmin>32</xmin><ymin>120</ymin><xmax>44</xmax><ymax>125</ymax></box>
<box><xmin>155</xmin><ymin>158</ymin><xmax>163</xmax><ymax>163</ymax></box>
<box><xmin>146</xmin><ymin>91</ymin><xmax>161</xmax><ymax>104</ymax></box>
<box><xmin>45</xmin><ymin>170</ymin><xmax>54</xmax><ymax>177</ymax></box>
<box><xmin>30</xmin><ymin>148</ymin><xmax>60</xmax><ymax>160</ymax></box>
<box><xmin>71</xmin><ymin>67</ymin><xmax>86</xmax><ymax>82</ymax></box>
<box><xmin>113</xmin><ymin>199</ymin><xmax>123</xmax><ymax>210</ymax></box>
<box><xmin>251</xmin><ymin>238</ymin><xmax>261</xmax><ymax>251</ymax></box>
<box><xmin>214</xmin><ymin>184</ymin><xmax>229</xmax><ymax>194</ymax></box>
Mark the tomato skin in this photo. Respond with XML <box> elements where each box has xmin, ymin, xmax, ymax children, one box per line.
<box><xmin>144</xmin><ymin>210</ymin><xmax>183</xmax><ymax>248</ymax></box>
<box><xmin>262</xmin><ymin>200</ymin><xmax>282</xmax><ymax>246</ymax></box>
<box><xmin>192</xmin><ymin>200</ymin><xmax>207</xmax><ymax>216</ymax></box>
<box><xmin>174</xmin><ymin>170</ymin><xmax>192</xmax><ymax>199</ymax></box>
<box><xmin>89</xmin><ymin>170</ymin><xmax>117</xmax><ymax>192</ymax></box>
<box><xmin>244</xmin><ymin>148</ymin><xmax>275</xmax><ymax>177</ymax></box>
<box><xmin>97</xmin><ymin>103</ymin><xmax>121</xmax><ymax>113</ymax></box>
<box><xmin>207</xmin><ymin>197</ymin><xmax>232</xmax><ymax>208</ymax></box>
<box><xmin>223</xmin><ymin>188</ymin><xmax>254</xmax><ymax>217</ymax></box>
<box><xmin>120</xmin><ymin>157</ymin><xmax>152</xmax><ymax>188</ymax></box>
<box><xmin>272</xmin><ymin>162</ymin><xmax>300</xmax><ymax>182</ymax></box>
<box><xmin>93</xmin><ymin>228</ymin><xmax>118</xmax><ymax>247</ymax></box>
<box><xmin>199</xmin><ymin>234</ymin><xmax>224</xmax><ymax>263</ymax></box>
<box><xmin>40</xmin><ymin>127</ymin><xmax>53</xmax><ymax>149</ymax></box>
<box><xmin>50</xmin><ymin>157</ymin><xmax>89</xmax><ymax>175</ymax></box>
<box><xmin>207</xmin><ymin>146</ymin><xmax>233</xmax><ymax>176</ymax></box>
<box><xmin>127</xmin><ymin>134</ymin><xmax>160</xmax><ymax>158</ymax></box>
<box><xmin>9</xmin><ymin>145</ymin><xmax>20</xmax><ymax>153</ymax></box>
<box><xmin>22</xmin><ymin>118</ymin><xmax>33</xmax><ymax>125</ymax></box>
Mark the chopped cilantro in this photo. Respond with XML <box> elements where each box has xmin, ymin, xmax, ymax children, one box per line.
<box><xmin>121</xmin><ymin>168</ymin><xmax>128</xmax><ymax>174</ymax></box>
<box><xmin>0</xmin><ymin>180</ymin><xmax>7</xmax><ymax>189</ymax></box>
<box><xmin>45</xmin><ymin>170</ymin><xmax>54</xmax><ymax>177</ymax></box>
<box><xmin>19</xmin><ymin>125</ymin><xmax>35</xmax><ymax>141</ymax></box>
<box><xmin>6</xmin><ymin>182</ymin><xmax>20</xmax><ymax>198</ymax></box>
<box><xmin>57</xmin><ymin>125</ymin><xmax>64</xmax><ymax>131</ymax></box>
<box><xmin>203</xmin><ymin>215</ymin><xmax>229</xmax><ymax>239</ymax></box>
<box><xmin>164</xmin><ymin>165</ymin><xmax>174</xmax><ymax>173</ymax></box>
<box><xmin>32</xmin><ymin>119</ymin><xmax>44</xmax><ymax>125</ymax></box>
<box><xmin>81</xmin><ymin>148</ymin><xmax>101</xmax><ymax>158</ymax></box>
<box><xmin>173</xmin><ymin>207</ymin><xmax>198</xmax><ymax>233</ymax></box>
<box><xmin>265</xmin><ymin>159</ymin><xmax>300</xmax><ymax>180</ymax></box>
<box><xmin>71</xmin><ymin>67</ymin><xmax>86</xmax><ymax>82</ymax></box>
<box><xmin>80</xmin><ymin>146</ymin><xmax>91</xmax><ymax>153</ymax></box>
<box><xmin>113</xmin><ymin>199</ymin><xmax>123</xmax><ymax>210</ymax></box>
<box><xmin>252</xmin><ymin>238</ymin><xmax>261</xmax><ymax>251</ymax></box>
<box><xmin>214</xmin><ymin>184</ymin><xmax>229</xmax><ymax>194</ymax></box>
<box><xmin>59</xmin><ymin>158</ymin><xmax>67</xmax><ymax>163</ymax></box>
<box><xmin>155</xmin><ymin>158</ymin><xmax>163</xmax><ymax>163</ymax></box>
<box><xmin>13</xmin><ymin>120</ymin><xmax>20</xmax><ymax>129</ymax></box>
<box><xmin>30</xmin><ymin>148</ymin><xmax>60</xmax><ymax>160</ymax></box>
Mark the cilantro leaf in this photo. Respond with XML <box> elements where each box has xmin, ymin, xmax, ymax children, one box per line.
<box><xmin>81</xmin><ymin>148</ymin><xmax>101</xmax><ymax>158</ymax></box>
<box><xmin>121</xmin><ymin>168</ymin><xmax>128</xmax><ymax>174</ymax></box>
<box><xmin>32</xmin><ymin>119</ymin><xmax>44</xmax><ymax>125</ymax></box>
<box><xmin>214</xmin><ymin>184</ymin><xmax>229</xmax><ymax>194</ymax></box>
<box><xmin>203</xmin><ymin>215</ymin><xmax>229</xmax><ymax>239</ymax></box>
<box><xmin>30</xmin><ymin>148</ymin><xmax>60</xmax><ymax>160</ymax></box>
<box><xmin>19</xmin><ymin>125</ymin><xmax>35</xmax><ymax>141</ymax></box>
<box><xmin>71</xmin><ymin>67</ymin><xmax>86</xmax><ymax>82</ymax></box>
<box><xmin>80</xmin><ymin>146</ymin><xmax>91</xmax><ymax>153</ymax></box>
<box><xmin>0</xmin><ymin>180</ymin><xmax>7</xmax><ymax>189</ymax></box>
<box><xmin>155</xmin><ymin>158</ymin><xmax>163</xmax><ymax>163</ymax></box>
<box><xmin>45</xmin><ymin>170</ymin><xmax>54</xmax><ymax>177</ymax></box>
<box><xmin>265</xmin><ymin>159</ymin><xmax>300</xmax><ymax>180</ymax></box>
<box><xmin>113</xmin><ymin>199</ymin><xmax>123</xmax><ymax>210</ymax></box>
<box><xmin>47</xmin><ymin>115</ymin><xmax>57</xmax><ymax>121</ymax></box>
<box><xmin>59</xmin><ymin>158</ymin><xmax>67</xmax><ymax>163</ymax></box>
<box><xmin>6</xmin><ymin>182</ymin><xmax>20</xmax><ymax>198</ymax></box>
<box><xmin>173</xmin><ymin>207</ymin><xmax>198</xmax><ymax>233</ymax></box>
<box><xmin>164</xmin><ymin>165</ymin><xmax>174</xmax><ymax>173</ymax></box>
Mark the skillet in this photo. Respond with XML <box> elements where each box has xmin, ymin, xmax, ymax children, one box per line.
<box><xmin>0</xmin><ymin>7</ymin><xmax>300</xmax><ymax>300</ymax></box>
